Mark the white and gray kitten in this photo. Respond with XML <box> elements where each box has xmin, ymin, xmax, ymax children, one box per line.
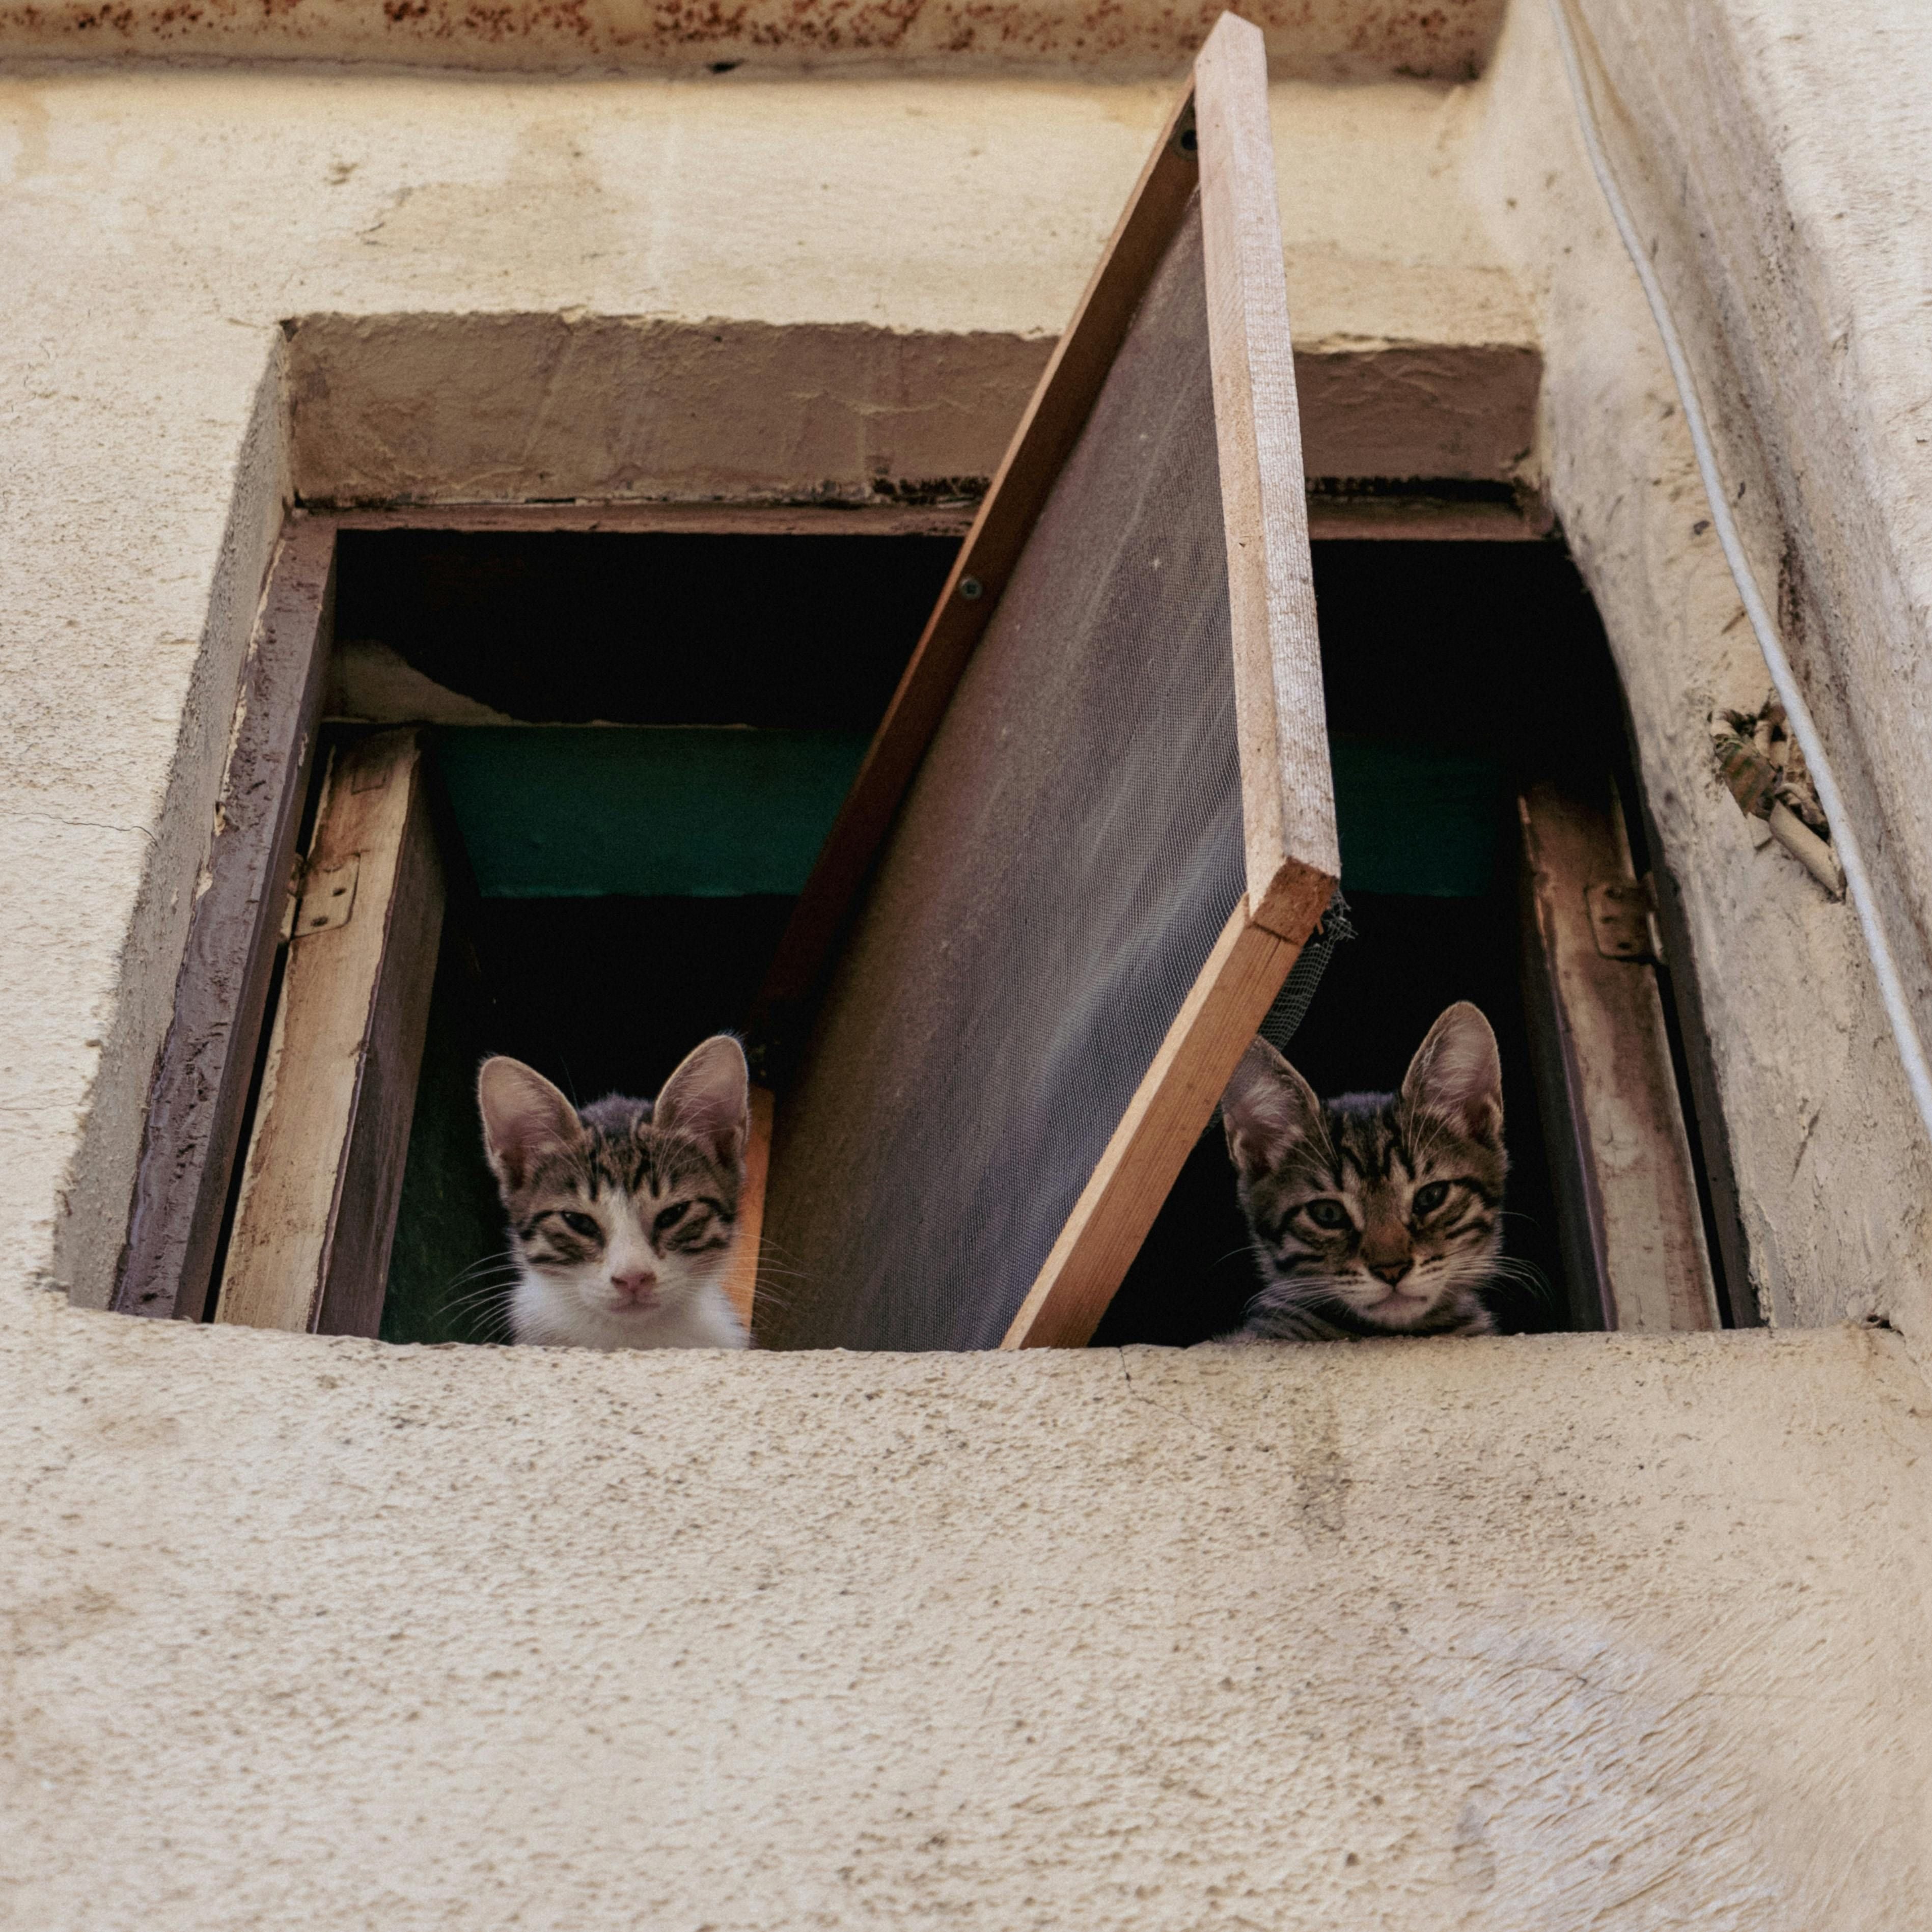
<box><xmin>478</xmin><ymin>1036</ymin><xmax>751</xmax><ymax>1350</ymax></box>
<box><xmin>1219</xmin><ymin>1002</ymin><xmax>1506</xmax><ymax>1341</ymax></box>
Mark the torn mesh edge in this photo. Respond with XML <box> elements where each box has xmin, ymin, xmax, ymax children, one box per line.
<box><xmin>1256</xmin><ymin>890</ymin><xmax>1353</xmax><ymax>1056</ymax></box>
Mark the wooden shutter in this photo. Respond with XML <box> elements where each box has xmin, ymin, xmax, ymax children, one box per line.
<box><xmin>214</xmin><ymin>729</ymin><xmax>446</xmax><ymax>1336</ymax></box>
<box><xmin>114</xmin><ymin>520</ymin><xmax>335</xmax><ymax>1323</ymax></box>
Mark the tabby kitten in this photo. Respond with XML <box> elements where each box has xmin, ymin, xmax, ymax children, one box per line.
<box><xmin>1219</xmin><ymin>1002</ymin><xmax>1506</xmax><ymax>1341</ymax></box>
<box><xmin>478</xmin><ymin>1036</ymin><xmax>751</xmax><ymax>1350</ymax></box>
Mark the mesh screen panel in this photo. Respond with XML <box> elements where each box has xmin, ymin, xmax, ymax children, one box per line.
<box><xmin>760</xmin><ymin>197</ymin><xmax>1247</xmax><ymax>1351</ymax></box>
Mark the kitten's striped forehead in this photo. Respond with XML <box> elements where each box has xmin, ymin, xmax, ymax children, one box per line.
<box><xmin>1324</xmin><ymin>1092</ymin><xmax>1503</xmax><ymax>1191</ymax></box>
<box><xmin>1252</xmin><ymin>1088</ymin><xmax>1505</xmax><ymax>1207</ymax></box>
<box><xmin>1327</xmin><ymin>1093</ymin><xmax>1412</xmax><ymax>1186</ymax></box>
<box><xmin>511</xmin><ymin>1095</ymin><xmax>739</xmax><ymax>1211</ymax></box>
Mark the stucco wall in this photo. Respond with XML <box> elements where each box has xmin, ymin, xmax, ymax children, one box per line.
<box><xmin>6</xmin><ymin>1314</ymin><xmax>1930</xmax><ymax>1926</ymax></box>
<box><xmin>5</xmin><ymin>7</ymin><xmax>1932</xmax><ymax>1924</ymax></box>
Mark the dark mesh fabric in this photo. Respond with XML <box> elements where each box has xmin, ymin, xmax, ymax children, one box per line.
<box><xmin>759</xmin><ymin>197</ymin><xmax>1246</xmax><ymax>1351</ymax></box>
<box><xmin>1258</xmin><ymin>892</ymin><xmax>1353</xmax><ymax>1055</ymax></box>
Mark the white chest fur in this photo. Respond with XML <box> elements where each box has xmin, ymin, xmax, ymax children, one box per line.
<box><xmin>509</xmin><ymin>1274</ymin><xmax>749</xmax><ymax>1351</ymax></box>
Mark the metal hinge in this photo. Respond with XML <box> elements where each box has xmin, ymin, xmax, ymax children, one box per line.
<box><xmin>291</xmin><ymin>854</ymin><xmax>359</xmax><ymax>939</ymax></box>
<box><xmin>1586</xmin><ymin>878</ymin><xmax>1658</xmax><ymax>963</ymax></box>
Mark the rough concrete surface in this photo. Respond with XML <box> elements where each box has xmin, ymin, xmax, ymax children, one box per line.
<box><xmin>289</xmin><ymin>312</ymin><xmax>1538</xmax><ymax>506</ymax></box>
<box><xmin>5</xmin><ymin>1314</ymin><xmax>1930</xmax><ymax>1928</ymax></box>
<box><xmin>0</xmin><ymin>0</ymin><xmax>1504</xmax><ymax>80</ymax></box>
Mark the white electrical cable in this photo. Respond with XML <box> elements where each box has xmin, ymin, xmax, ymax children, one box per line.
<box><xmin>1544</xmin><ymin>0</ymin><xmax>1932</xmax><ymax>1152</ymax></box>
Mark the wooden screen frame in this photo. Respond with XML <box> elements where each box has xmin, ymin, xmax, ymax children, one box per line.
<box><xmin>748</xmin><ymin>12</ymin><xmax>1341</xmax><ymax>1350</ymax></box>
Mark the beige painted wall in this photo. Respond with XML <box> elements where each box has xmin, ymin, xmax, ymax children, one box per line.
<box><xmin>5</xmin><ymin>3</ymin><xmax>1932</xmax><ymax>1922</ymax></box>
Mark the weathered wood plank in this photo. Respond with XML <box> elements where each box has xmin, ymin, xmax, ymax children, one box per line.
<box><xmin>1303</xmin><ymin>496</ymin><xmax>1543</xmax><ymax>541</ymax></box>
<box><xmin>330</xmin><ymin>495</ymin><xmax>1539</xmax><ymax>543</ymax></box>
<box><xmin>114</xmin><ymin>516</ymin><xmax>336</xmax><ymax>1322</ymax></box>
<box><xmin>1519</xmin><ymin>780</ymin><xmax>1718</xmax><ymax>1333</ymax></box>
<box><xmin>216</xmin><ymin>729</ymin><xmax>446</xmax><ymax>1336</ymax></box>
<box><xmin>1196</xmin><ymin>11</ymin><xmax>1338</xmax><ymax>942</ymax></box>
<box><xmin>323</xmin><ymin>503</ymin><xmax>977</xmax><ymax>539</ymax></box>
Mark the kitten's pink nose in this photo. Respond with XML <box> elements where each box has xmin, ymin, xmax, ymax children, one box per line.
<box><xmin>1368</xmin><ymin>1258</ymin><xmax>1413</xmax><ymax>1288</ymax></box>
<box><xmin>611</xmin><ymin>1270</ymin><xmax>658</xmax><ymax>1304</ymax></box>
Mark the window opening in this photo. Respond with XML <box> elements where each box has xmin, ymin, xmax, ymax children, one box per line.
<box><xmin>1101</xmin><ymin>541</ymin><xmax>1724</xmax><ymax>1344</ymax></box>
<box><xmin>310</xmin><ymin>527</ymin><xmax>956</xmax><ymax>1344</ymax></box>
<box><xmin>115</xmin><ymin>17</ymin><xmax>1724</xmax><ymax>1350</ymax></box>
<box><xmin>127</xmin><ymin>516</ymin><xmax>1721</xmax><ymax>1346</ymax></box>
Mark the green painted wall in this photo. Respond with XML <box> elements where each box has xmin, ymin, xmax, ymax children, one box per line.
<box><xmin>431</xmin><ymin>726</ymin><xmax>1502</xmax><ymax>904</ymax></box>
<box><xmin>434</xmin><ymin>727</ymin><xmax>871</xmax><ymax>899</ymax></box>
<box><xmin>1329</xmin><ymin>735</ymin><xmax>1504</xmax><ymax>898</ymax></box>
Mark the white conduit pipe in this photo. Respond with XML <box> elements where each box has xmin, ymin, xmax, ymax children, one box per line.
<box><xmin>1544</xmin><ymin>0</ymin><xmax>1932</xmax><ymax>1155</ymax></box>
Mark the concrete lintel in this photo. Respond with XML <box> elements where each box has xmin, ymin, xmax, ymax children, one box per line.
<box><xmin>288</xmin><ymin>311</ymin><xmax>1539</xmax><ymax>504</ymax></box>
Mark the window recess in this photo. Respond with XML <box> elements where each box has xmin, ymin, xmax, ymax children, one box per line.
<box><xmin>1096</xmin><ymin>543</ymin><xmax>1724</xmax><ymax>1345</ymax></box>
<box><xmin>112</xmin><ymin>15</ymin><xmax>1727</xmax><ymax>1346</ymax></box>
<box><xmin>112</xmin><ymin>512</ymin><xmax>963</xmax><ymax>1336</ymax></box>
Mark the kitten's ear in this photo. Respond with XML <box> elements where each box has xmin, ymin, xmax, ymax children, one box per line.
<box><xmin>654</xmin><ymin>1034</ymin><xmax>750</xmax><ymax>1172</ymax></box>
<box><xmin>1401</xmin><ymin>1002</ymin><xmax>1503</xmax><ymax>1146</ymax></box>
<box><xmin>478</xmin><ymin>1057</ymin><xmax>583</xmax><ymax>1191</ymax></box>
<box><xmin>1222</xmin><ymin>1037</ymin><xmax>1326</xmax><ymax>1182</ymax></box>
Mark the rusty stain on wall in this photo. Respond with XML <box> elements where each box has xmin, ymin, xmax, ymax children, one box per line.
<box><xmin>2</xmin><ymin>0</ymin><xmax>1504</xmax><ymax>77</ymax></box>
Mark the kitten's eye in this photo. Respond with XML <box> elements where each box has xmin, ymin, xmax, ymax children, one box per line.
<box><xmin>654</xmin><ymin>1202</ymin><xmax>691</xmax><ymax>1234</ymax></box>
<box><xmin>558</xmin><ymin>1210</ymin><xmax>601</xmax><ymax>1239</ymax></box>
<box><xmin>1412</xmin><ymin>1181</ymin><xmax>1452</xmax><ymax>1216</ymax></box>
<box><xmin>1302</xmin><ymin>1198</ymin><xmax>1351</xmax><ymax>1230</ymax></box>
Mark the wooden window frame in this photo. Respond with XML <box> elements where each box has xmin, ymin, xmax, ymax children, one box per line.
<box><xmin>111</xmin><ymin>513</ymin><xmax>1712</xmax><ymax>1343</ymax></box>
<box><xmin>1518</xmin><ymin>778</ymin><xmax>1719</xmax><ymax>1332</ymax></box>
<box><xmin>109</xmin><ymin>38</ymin><xmax>1711</xmax><ymax>1344</ymax></box>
